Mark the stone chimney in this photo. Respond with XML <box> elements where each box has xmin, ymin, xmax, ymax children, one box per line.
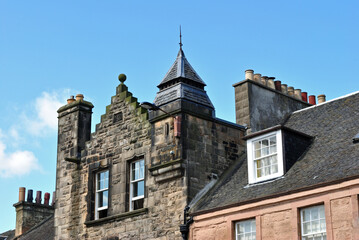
<box><xmin>14</xmin><ymin>188</ymin><xmax>54</xmax><ymax>237</ymax></box>
<box><xmin>233</xmin><ymin>69</ymin><xmax>312</xmax><ymax>132</ymax></box>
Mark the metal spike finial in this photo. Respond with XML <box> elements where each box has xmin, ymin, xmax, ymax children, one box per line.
<box><xmin>179</xmin><ymin>25</ymin><xmax>183</xmax><ymax>50</ymax></box>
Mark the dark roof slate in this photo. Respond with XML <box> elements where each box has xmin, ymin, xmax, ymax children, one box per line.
<box><xmin>0</xmin><ymin>230</ymin><xmax>15</xmax><ymax>240</ymax></box>
<box><xmin>15</xmin><ymin>216</ymin><xmax>54</xmax><ymax>240</ymax></box>
<box><xmin>158</xmin><ymin>49</ymin><xmax>205</xmax><ymax>88</ymax></box>
<box><xmin>195</xmin><ymin>92</ymin><xmax>359</xmax><ymax>213</ymax></box>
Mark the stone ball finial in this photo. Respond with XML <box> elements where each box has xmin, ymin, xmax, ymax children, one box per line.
<box><xmin>118</xmin><ymin>73</ymin><xmax>127</xmax><ymax>83</ymax></box>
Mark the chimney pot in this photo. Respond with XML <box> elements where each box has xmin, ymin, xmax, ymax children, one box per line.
<box><xmin>253</xmin><ymin>73</ymin><xmax>261</xmax><ymax>83</ymax></box>
<box><xmin>261</xmin><ymin>76</ymin><xmax>268</xmax><ymax>86</ymax></box>
<box><xmin>274</xmin><ymin>80</ymin><xmax>282</xmax><ymax>92</ymax></box>
<box><xmin>67</xmin><ymin>95</ymin><xmax>75</xmax><ymax>104</ymax></box>
<box><xmin>281</xmin><ymin>84</ymin><xmax>288</xmax><ymax>94</ymax></box>
<box><xmin>301</xmin><ymin>92</ymin><xmax>308</xmax><ymax>102</ymax></box>
<box><xmin>318</xmin><ymin>94</ymin><xmax>326</xmax><ymax>104</ymax></box>
<box><xmin>19</xmin><ymin>187</ymin><xmax>26</xmax><ymax>202</ymax></box>
<box><xmin>287</xmin><ymin>87</ymin><xmax>294</xmax><ymax>96</ymax></box>
<box><xmin>35</xmin><ymin>191</ymin><xmax>42</xmax><ymax>204</ymax></box>
<box><xmin>76</xmin><ymin>94</ymin><xmax>84</xmax><ymax>101</ymax></box>
<box><xmin>245</xmin><ymin>69</ymin><xmax>254</xmax><ymax>80</ymax></box>
<box><xmin>52</xmin><ymin>191</ymin><xmax>56</xmax><ymax>206</ymax></box>
<box><xmin>27</xmin><ymin>189</ymin><xmax>33</xmax><ymax>203</ymax></box>
<box><xmin>294</xmin><ymin>89</ymin><xmax>302</xmax><ymax>100</ymax></box>
<box><xmin>267</xmin><ymin>77</ymin><xmax>275</xmax><ymax>89</ymax></box>
<box><xmin>309</xmin><ymin>95</ymin><xmax>316</xmax><ymax>105</ymax></box>
<box><xmin>44</xmin><ymin>192</ymin><xmax>50</xmax><ymax>205</ymax></box>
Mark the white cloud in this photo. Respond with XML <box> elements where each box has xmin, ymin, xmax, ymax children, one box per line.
<box><xmin>0</xmin><ymin>89</ymin><xmax>72</xmax><ymax>178</ymax></box>
<box><xmin>23</xmin><ymin>90</ymin><xmax>70</xmax><ymax>136</ymax></box>
<box><xmin>0</xmin><ymin>138</ymin><xmax>40</xmax><ymax>178</ymax></box>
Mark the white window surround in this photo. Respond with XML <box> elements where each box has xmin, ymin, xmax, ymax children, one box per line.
<box><xmin>95</xmin><ymin>170</ymin><xmax>109</xmax><ymax>220</ymax></box>
<box><xmin>130</xmin><ymin>159</ymin><xmax>145</xmax><ymax>211</ymax></box>
<box><xmin>235</xmin><ymin>218</ymin><xmax>256</xmax><ymax>240</ymax></box>
<box><xmin>300</xmin><ymin>205</ymin><xmax>326</xmax><ymax>240</ymax></box>
<box><xmin>247</xmin><ymin>130</ymin><xmax>284</xmax><ymax>184</ymax></box>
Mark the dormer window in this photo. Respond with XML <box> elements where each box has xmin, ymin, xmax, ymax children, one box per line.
<box><xmin>247</xmin><ymin>130</ymin><xmax>284</xmax><ymax>184</ymax></box>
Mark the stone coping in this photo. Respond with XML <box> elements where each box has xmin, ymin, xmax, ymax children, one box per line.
<box><xmin>84</xmin><ymin>208</ymin><xmax>148</xmax><ymax>227</ymax></box>
<box><xmin>13</xmin><ymin>201</ymin><xmax>54</xmax><ymax>209</ymax></box>
<box><xmin>57</xmin><ymin>100</ymin><xmax>94</xmax><ymax>113</ymax></box>
<box><xmin>148</xmin><ymin>159</ymin><xmax>183</xmax><ymax>172</ymax></box>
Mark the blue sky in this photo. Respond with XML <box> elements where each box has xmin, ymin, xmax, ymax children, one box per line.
<box><xmin>0</xmin><ymin>0</ymin><xmax>358</xmax><ymax>232</ymax></box>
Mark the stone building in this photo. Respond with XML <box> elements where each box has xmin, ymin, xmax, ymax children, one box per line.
<box><xmin>3</xmin><ymin>45</ymin><xmax>359</xmax><ymax>240</ymax></box>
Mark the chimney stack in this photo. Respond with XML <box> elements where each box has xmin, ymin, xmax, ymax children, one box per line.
<box><xmin>318</xmin><ymin>94</ymin><xmax>326</xmax><ymax>104</ymax></box>
<box><xmin>287</xmin><ymin>87</ymin><xmax>294</xmax><ymax>96</ymax></box>
<box><xmin>14</xmin><ymin>188</ymin><xmax>54</xmax><ymax>237</ymax></box>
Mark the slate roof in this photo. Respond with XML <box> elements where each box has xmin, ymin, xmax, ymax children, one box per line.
<box><xmin>158</xmin><ymin>48</ymin><xmax>206</xmax><ymax>88</ymax></box>
<box><xmin>194</xmin><ymin>91</ymin><xmax>359</xmax><ymax>213</ymax></box>
<box><xmin>0</xmin><ymin>230</ymin><xmax>15</xmax><ymax>240</ymax></box>
<box><xmin>14</xmin><ymin>216</ymin><xmax>54</xmax><ymax>240</ymax></box>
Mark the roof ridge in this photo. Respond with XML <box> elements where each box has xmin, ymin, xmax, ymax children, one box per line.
<box><xmin>293</xmin><ymin>91</ymin><xmax>359</xmax><ymax>114</ymax></box>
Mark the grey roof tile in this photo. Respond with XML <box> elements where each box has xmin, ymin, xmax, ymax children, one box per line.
<box><xmin>194</xmin><ymin>92</ymin><xmax>359</xmax><ymax>213</ymax></box>
<box><xmin>158</xmin><ymin>49</ymin><xmax>205</xmax><ymax>88</ymax></box>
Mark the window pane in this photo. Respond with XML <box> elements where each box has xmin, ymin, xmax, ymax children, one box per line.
<box><xmin>254</xmin><ymin>141</ymin><xmax>261</xmax><ymax>150</ymax></box>
<box><xmin>98</xmin><ymin>190</ymin><xmax>108</xmax><ymax>208</ymax></box>
<box><xmin>312</xmin><ymin>208</ymin><xmax>319</xmax><ymax>220</ymax></box>
<box><xmin>319</xmin><ymin>206</ymin><xmax>325</xmax><ymax>218</ymax></box>
<box><xmin>262</xmin><ymin>139</ymin><xmax>268</xmax><ymax>147</ymax></box>
<box><xmin>236</xmin><ymin>219</ymin><xmax>256</xmax><ymax>240</ymax></box>
<box><xmin>133</xmin><ymin>180</ymin><xmax>144</xmax><ymax>197</ymax></box>
<box><xmin>133</xmin><ymin>198</ymin><xmax>144</xmax><ymax>210</ymax></box>
<box><xmin>261</xmin><ymin>147</ymin><xmax>269</xmax><ymax>156</ymax></box>
<box><xmin>255</xmin><ymin>149</ymin><xmax>261</xmax><ymax>158</ymax></box>
<box><xmin>139</xmin><ymin>160</ymin><xmax>144</xmax><ymax>179</ymax></box>
<box><xmin>270</xmin><ymin>136</ymin><xmax>276</xmax><ymax>145</ymax></box>
<box><xmin>302</xmin><ymin>209</ymin><xmax>310</xmax><ymax>222</ymax></box>
<box><xmin>270</xmin><ymin>145</ymin><xmax>276</xmax><ymax>154</ymax></box>
<box><xmin>97</xmin><ymin>171</ymin><xmax>109</xmax><ymax>190</ymax></box>
<box><xmin>302</xmin><ymin>222</ymin><xmax>311</xmax><ymax>234</ymax></box>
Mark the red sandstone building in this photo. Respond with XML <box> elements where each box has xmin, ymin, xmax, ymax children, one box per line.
<box><xmin>2</xmin><ymin>46</ymin><xmax>359</xmax><ymax>240</ymax></box>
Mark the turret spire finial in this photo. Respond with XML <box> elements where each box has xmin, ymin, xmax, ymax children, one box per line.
<box><xmin>179</xmin><ymin>25</ymin><xmax>183</xmax><ymax>50</ymax></box>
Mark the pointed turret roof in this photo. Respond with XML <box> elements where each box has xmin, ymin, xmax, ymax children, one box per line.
<box><xmin>157</xmin><ymin>49</ymin><xmax>206</xmax><ymax>89</ymax></box>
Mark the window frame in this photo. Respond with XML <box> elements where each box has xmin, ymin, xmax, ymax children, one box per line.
<box><xmin>129</xmin><ymin>159</ymin><xmax>145</xmax><ymax>211</ymax></box>
<box><xmin>247</xmin><ymin>130</ymin><xmax>284</xmax><ymax>184</ymax></box>
<box><xmin>300</xmin><ymin>205</ymin><xmax>327</xmax><ymax>240</ymax></box>
<box><xmin>95</xmin><ymin>169</ymin><xmax>109</xmax><ymax>220</ymax></box>
<box><xmin>235</xmin><ymin>218</ymin><xmax>256</xmax><ymax>240</ymax></box>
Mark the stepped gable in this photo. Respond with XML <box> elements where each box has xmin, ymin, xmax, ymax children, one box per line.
<box><xmin>95</xmin><ymin>74</ymin><xmax>149</xmax><ymax>132</ymax></box>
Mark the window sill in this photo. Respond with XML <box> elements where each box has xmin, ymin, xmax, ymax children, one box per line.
<box><xmin>84</xmin><ymin>208</ymin><xmax>148</xmax><ymax>227</ymax></box>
